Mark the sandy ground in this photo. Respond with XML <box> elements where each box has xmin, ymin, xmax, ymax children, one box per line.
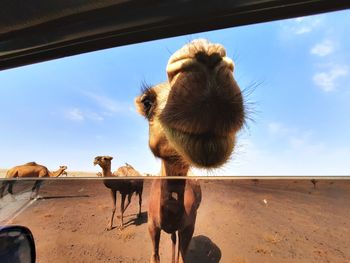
<box><xmin>0</xmin><ymin>178</ymin><xmax>349</xmax><ymax>263</ymax></box>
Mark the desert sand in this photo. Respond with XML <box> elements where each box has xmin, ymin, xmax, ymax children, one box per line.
<box><xmin>0</xmin><ymin>178</ymin><xmax>349</xmax><ymax>263</ymax></box>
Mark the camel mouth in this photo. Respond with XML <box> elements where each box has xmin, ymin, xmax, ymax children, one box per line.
<box><xmin>162</xmin><ymin>125</ymin><xmax>235</xmax><ymax>168</ymax></box>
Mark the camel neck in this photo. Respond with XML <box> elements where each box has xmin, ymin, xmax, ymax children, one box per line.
<box><xmin>160</xmin><ymin>160</ymin><xmax>189</xmax><ymax>177</ymax></box>
<box><xmin>102</xmin><ymin>164</ymin><xmax>113</xmax><ymax>177</ymax></box>
<box><xmin>50</xmin><ymin>169</ymin><xmax>63</xmax><ymax>177</ymax></box>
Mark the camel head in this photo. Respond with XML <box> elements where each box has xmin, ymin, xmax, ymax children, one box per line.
<box><xmin>135</xmin><ymin>39</ymin><xmax>245</xmax><ymax>169</ymax></box>
<box><xmin>93</xmin><ymin>156</ymin><xmax>113</xmax><ymax>169</ymax></box>
<box><xmin>51</xmin><ymin>165</ymin><xmax>68</xmax><ymax>177</ymax></box>
<box><xmin>59</xmin><ymin>165</ymin><xmax>68</xmax><ymax>174</ymax></box>
<box><xmin>59</xmin><ymin>165</ymin><xmax>68</xmax><ymax>171</ymax></box>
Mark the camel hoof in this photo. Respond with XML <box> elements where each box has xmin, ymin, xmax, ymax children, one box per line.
<box><xmin>105</xmin><ymin>226</ymin><xmax>112</xmax><ymax>231</ymax></box>
<box><xmin>117</xmin><ymin>225</ymin><xmax>124</xmax><ymax>231</ymax></box>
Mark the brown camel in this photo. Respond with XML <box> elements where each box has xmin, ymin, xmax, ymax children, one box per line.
<box><xmin>0</xmin><ymin>162</ymin><xmax>68</xmax><ymax>199</ymax></box>
<box><xmin>93</xmin><ymin>156</ymin><xmax>143</xmax><ymax>230</ymax></box>
<box><xmin>135</xmin><ymin>39</ymin><xmax>245</xmax><ymax>263</ymax></box>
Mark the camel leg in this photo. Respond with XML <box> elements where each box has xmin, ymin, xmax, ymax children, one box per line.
<box><xmin>119</xmin><ymin>193</ymin><xmax>127</xmax><ymax>229</ymax></box>
<box><xmin>148</xmin><ymin>222</ymin><xmax>161</xmax><ymax>263</ymax></box>
<box><xmin>171</xmin><ymin>232</ymin><xmax>177</xmax><ymax>263</ymax></box>
<box><xmin>106</xmin><ymin>189</ymin><xmax>117</xmax><ymax>231</ymax></box>
<box><xmin>123</xmin><ymin>193</ymin><xmax>132</xmax><ymax>213</ymax></box>
<box><xmin>116</xmin><ymin>193</ymin><xmax>131</xmax><ymax>219</ymax></box>
<box><xmin>178</xmin><ymin>225</ymin><xmax>195</xmax><ymax>263</ymax></box>
<box><xmin>8</xmin><ymin>181</ymin><xmax>14</xmax><ymax>195</ymax></box>
<box><xmin>7</xmin><ymin>181</ymin><xmax>16</xmax><ymax>200</ymax></box>
<box><xmin>0</xmin><ymin>181</ymin><xmax>9</xmax><ymax>198</ymax></box>
<box><xmin>30</xmin><ymin>180</ymin><xmax>42</xmax><ymax>199</ymax></box>
<box><xmin>138</xmin><ymin>190</ymin><xmax>143</xmax><ymax>217</ymax></box>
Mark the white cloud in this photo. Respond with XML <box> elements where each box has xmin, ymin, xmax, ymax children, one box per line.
<box><xmin>288</xmin><ymin>131</ymin><xmax>322</xmax><ymax>152</ymax></box>
<box><xmin>87</xmin><ymin>112</ymin><xmax>104</xmax><ymax>121</ymax></box>
<box><xmin>311</xmin><ymin>40</ymin><xmax>335</xmax><ymax>57</ymax></box>
<box><xmin>65</xmin><ymin>108</ymin><xmax>84</xmax><ymax>121</ymax></box>
<box><xmin>64</xmin><ymin>108</ymin><xmax>104</xmax><ymax>122</ymax></box>
<box><xmin>313</xmin><ymin>64</ymin><xmax>348</xmax><ymax>92</ymax></box>
<box><xmin>268</xmin><ymin>122</ymin><xmax>296</xmax><ymax>136</ymax></box>
<box><xmin>281</xmin><ymin>16</ymin><xmax>322</xmax><ymax>35</ymax></box>
<box><xmin>83</xmin><ymin>91</ymin><xmax>132</xmax><ymax>114</ymax></box>
<box><xmin>64</xmin><ymin>91</ymin><xmax>135</xmax><ymax>122</ymax></box>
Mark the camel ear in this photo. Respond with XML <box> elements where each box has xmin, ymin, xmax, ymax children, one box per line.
<box><xmin>106</xmin><ymin>156</ymin><xmax>113</xmax><ymax>160</ymax></box>
<box><xmin>134</xmin><ymin>96</ymin><xmax>146</xmax><ymax>116</ymax></box>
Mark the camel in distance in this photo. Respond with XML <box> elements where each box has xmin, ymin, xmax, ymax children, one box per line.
<box><xmin>135</xmin><ymin>39</ymin><xmax>245</xmax><ymax>263</ymax></box>
<box><xmin>94</xmin><ymin>156</ymin><xmax>143</xmax><ymax>230</ymax></box>
<box><xmin>0</xmin><ymin>162</ymin><xmax>68</xmax><ymax>199</ymax></box>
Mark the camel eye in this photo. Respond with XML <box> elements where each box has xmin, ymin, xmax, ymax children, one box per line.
<box><xmin>141</xmin><ymin>96</ymin><xmax>154</xmax><ymax>116</ymax></box>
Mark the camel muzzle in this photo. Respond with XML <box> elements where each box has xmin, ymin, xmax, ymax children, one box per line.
<box><xmin>159</xmin><ymin>39</ymin><xmax>245</xmax><ymax>167</ymax></box>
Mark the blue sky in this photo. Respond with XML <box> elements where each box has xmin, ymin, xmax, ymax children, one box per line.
<box><xmin>1</xmin><ymin>10</ymin><xmax>349</xmax><ymax>175</ymax></box>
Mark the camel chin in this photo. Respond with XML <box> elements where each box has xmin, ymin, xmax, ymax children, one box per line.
<box><xmin>162</xmin><ymin>125</ymin><xmax>235</xmax><ymax>168</ymax></box>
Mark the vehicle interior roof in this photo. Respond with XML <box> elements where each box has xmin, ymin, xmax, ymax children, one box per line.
<box><xmin>1</xmin><ymin>0</ymin><xmax>349</xmax><ymax>70</ymax></box>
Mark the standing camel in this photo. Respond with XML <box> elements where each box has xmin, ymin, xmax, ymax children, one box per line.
<box><xmin>114</xmin><ymin>161</ymin><xmax>144</xmax><ymax>219</ymax></box>
<box><xmin>93</xmin><ymin>156</ymin><xmax>143</xmax><ymax>230</ymax></box>
<box><xmin>135</xmin><ymin>39</ymin><xmax>245</xmax><ymax>263</ymax></box>
<box><xmin>0</xmin><ymin>162</ymin><xmax>68</xmax><ymax>199</ymax></box>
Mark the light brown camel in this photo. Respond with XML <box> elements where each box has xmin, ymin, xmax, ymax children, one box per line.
<box><xmin>0</xmin><ymin>162</ymin><xmax>68</xmax><ymax>199</ymax></box>
<box><xmin>135</xmin><ymin>39</ymin><xmax>245</xmax><ymax>263</ymax></box>
<box><xmin>93</xmin><ymin>156</ymin><xmax>143</xmax><ymax>230</ymax></box>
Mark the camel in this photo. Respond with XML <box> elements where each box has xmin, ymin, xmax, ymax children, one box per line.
<box><xmin>134</xmin><ymin>39</ymin><xmax>245</xmax><ymax>263</ymax></box>
<box><xmin>0</xmin><ymin>162</ymin><xmax>68</xmax><ymax>199</ymax></box>
<box><xmin>114</xmin><ymin>162</ymin><xmax>144</xmax><ymax>219</ymax></box>
<box><xmin>93</xmin><ymin>156</ymin><xmax>143</xmax><ymax>230</ymax></box>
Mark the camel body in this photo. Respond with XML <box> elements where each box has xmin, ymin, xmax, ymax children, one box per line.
<box><xmin>1</xmin><ymin>162</ymin><xmax>67</xmax><ymax>199</ymax></box>
<box><xmin>111</xmin><ymin>163</ymin><xmax>143</xmax><ymax>198</ymax></box>
<box><xmin>148</xmin><ymin>178</ymin><xmax>201</xmax><ymax>262</ymax></box>
<box><xmin>94</xmin><ymin>156</ymin><xmax>143</xmax><ymax>230</ymax></box>
<box><xmin>147</xmin><ymin>161</ymin><xmax>202</xmax><ymax>263</ymax></box>
<box><xmin>6</xmin><ymin>162</ymin><xmax>54</xmax><ymax>178</ymax></box>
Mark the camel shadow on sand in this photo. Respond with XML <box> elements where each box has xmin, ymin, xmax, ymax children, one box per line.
<box><xmin>108</xmin><ymin>211</ymin><xmax>148</xmax><ymax>231</ymax></box>
<box><xmin>122</xmin><ymin>211</ymin><xmax>148</xmax><ymax>229</ymax></box>
<box><xmin>186</xmin><ymin>235</ymin><xmax>221</xmax><ymax>263</ymax></box>
<box><xmin>36</xmin><ymin>195</ymin><xmax>90</xmax><ymax>200</ymax></box>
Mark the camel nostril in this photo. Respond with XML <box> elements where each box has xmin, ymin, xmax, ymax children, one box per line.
<box><xmin>195</xmin><ymin>52</ymin><xmax>222</xmax><ymax>69</ymax></box>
